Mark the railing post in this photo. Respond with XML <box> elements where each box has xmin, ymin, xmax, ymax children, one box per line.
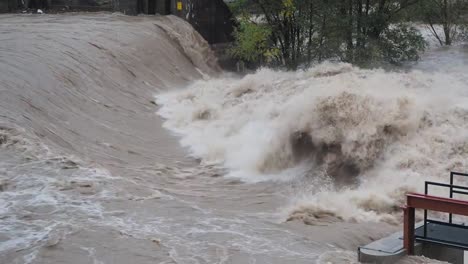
<box><xmin>450</xmin><ymin>172</ymin><xmax>454</xmax><ymax>223</ymax></box>
<box><xmin>424</xmin><ymin>182</ymin><xmax>428</xmax><ymax>237</ymax></box>
<box><xmin>403</xmin><ymin>205</ymin><xmax>415</xmax><ymax>255</ymax></box>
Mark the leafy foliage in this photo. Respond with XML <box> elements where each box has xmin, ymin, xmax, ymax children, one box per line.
<box><xmin>229</xmin><ymin>17</ymin><xmax>279</xmax><ymax>64</ymax></box>
<box><xmin>227</xmin><ymin>0</ymin><xmax>250</xmax><ymax>16</ymax></box>
<box><xmin>378</xmin><ymin>24</ymin><xmax>427</xmax><ymax>64</ymax></box>
<box><xmin>228</xmin><ymin>0</ymin><xmax>430</xmax><ymax>69</ymax></box>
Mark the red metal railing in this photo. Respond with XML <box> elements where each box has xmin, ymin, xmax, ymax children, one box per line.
<box><xmin>403</xmin><ymin>192</ymin><xmax>468</xmax><ymax>254</ymax></box>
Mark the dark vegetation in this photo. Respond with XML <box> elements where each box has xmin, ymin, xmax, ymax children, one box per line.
<box><xmin>227</xmin><ymin>0</ymin><xmax>468</xmax><ymax>69</ymax></box>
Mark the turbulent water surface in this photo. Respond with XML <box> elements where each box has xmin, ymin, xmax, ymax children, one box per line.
<box><xmin>1</xmin><ymin>13</ymin><xmax>467</xmax><ymax>264</ymax></box>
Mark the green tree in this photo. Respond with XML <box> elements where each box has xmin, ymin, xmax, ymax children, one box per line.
<box><xmin>228</xmin><ymin>0</ymin><xmax>427</xmax><ymax>69</ymax></box>
<box><xmin>378</xmin><ymin>24</ymin><xmax>427</xmax><ymax>64</ymax></box>
<box><xmin>229</xmin><ymin>16</ymin><xmax>279</xmax><ymax>66</ymax></box>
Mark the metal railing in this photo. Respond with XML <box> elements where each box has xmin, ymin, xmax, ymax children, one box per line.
<box><xmin>423</xmin><ymin>171</ymin><xmax>468</xmax><ymax>238</ymax></box>
<box><xmin>449</xmin><ymin>172</ymin><xmax>468</xmax><ymax>222</ymax></box>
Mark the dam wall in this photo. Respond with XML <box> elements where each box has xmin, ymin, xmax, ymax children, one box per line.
<box><xmin>3</xmin><ymin>0</ymin><xmax>235</xmax><ymax>44</ymax></box>
<box><xmin>117</xmin><ymin>0</ymin><xmax>235</xmax><ymax>43</ymax></box>
<box><xmin>0</xmin><ymin>0</ymin><xmax>18</xmax><ymax>12</ymax></box>
<box><xmin>0</xmin><ymin>1</ymin><xmax>8</xmax><ymax>12</ymax></box>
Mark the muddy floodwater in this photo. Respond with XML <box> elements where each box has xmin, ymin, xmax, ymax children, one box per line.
<box><xmin>1</xmin><ymin>13</ymin><xmax>467</xmax><ymax>264</ymax></box>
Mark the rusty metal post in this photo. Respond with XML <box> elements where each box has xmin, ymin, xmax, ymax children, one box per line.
<box><xmin>403</xmin><ymin>206</ymin><xmax>415</xmax><ymax>255</ymax></box>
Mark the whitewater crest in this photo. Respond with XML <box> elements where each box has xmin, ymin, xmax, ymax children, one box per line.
<box><xmin>157</xmin><ymin>62</ymin><xmax>468</xmax><ymax>223</ymax></box>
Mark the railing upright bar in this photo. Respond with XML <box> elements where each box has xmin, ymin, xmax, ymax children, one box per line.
<box><xmin>424</xmin><ymin>182</ymin><xmax>428</xmax><ymax>238</ymax></box>
<box><xmin>450</xmin><ymin>172</ymin><xmax>454</xmax><ymax>223</ymax></box>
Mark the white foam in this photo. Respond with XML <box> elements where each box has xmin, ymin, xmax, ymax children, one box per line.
<box><xmin>157</xmin><ymin>61</ymin><xmax>468</xmax><ymax>222</ymax></box>
<box><xmin>0</xmin><ymin>128</ymin><xmax>120</xmax><ymax>261</ymax></box>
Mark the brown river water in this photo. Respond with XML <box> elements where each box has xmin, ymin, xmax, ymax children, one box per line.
<box><xmin>1</xmin><ymin>13</ymin><xmax>467</xmax><ymax>264</ymax></box>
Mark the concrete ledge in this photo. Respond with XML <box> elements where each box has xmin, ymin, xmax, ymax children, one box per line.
<box><xmin>358</xmin><ymin>231</ymin><xmax>408</xmax><ymax>264</ymax></box>
<box><xmin>359</xmin><ymin>221</ymin><xmax>465</xmax><ymax>264</ymax></box>
<box><xmin>421</xmin><ymin>243</ymin><xmax>464</xmax><ymax>264</ymax></box>
<box><xmin>358</xmin><ymin>222</ymin><xmax>424</xmax><ymax>264</ymax></box>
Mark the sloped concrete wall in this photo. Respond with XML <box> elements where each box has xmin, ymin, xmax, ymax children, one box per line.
<box><xmin>134</xmin><ymin>0</ymin><xmax>235</xmax><ymax>43</ymax></box>
<box><xmin>2</xmin><ymin>0</ymin><xmax>234</xmax><ymax>44</ymax></box>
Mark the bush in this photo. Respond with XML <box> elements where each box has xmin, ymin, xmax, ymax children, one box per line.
<box><xmin>228</xmin><ymin>18</ymin><xmax>279</xmax><ymax>65</ymax></box>
<box><xmin>228</xmin><ymin>0</ymin><xmax>429</xmax><ymax>69</ymax></box>
<box><xmin>378</xmin><ymin>25</ymin><xmax>427</xmax><ymax>64</ymax></box>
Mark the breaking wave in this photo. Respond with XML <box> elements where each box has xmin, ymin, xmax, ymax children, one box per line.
<box><xmin>157</xmin><ymin>61</ymin><xmax>468</xmax><ymax>223</ymax></box>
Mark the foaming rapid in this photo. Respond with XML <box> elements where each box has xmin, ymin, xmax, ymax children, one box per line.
<box><xmin>157</xmin><ymin>53</ymin><xmax>468</xmax><ymax>224</ymax></box>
